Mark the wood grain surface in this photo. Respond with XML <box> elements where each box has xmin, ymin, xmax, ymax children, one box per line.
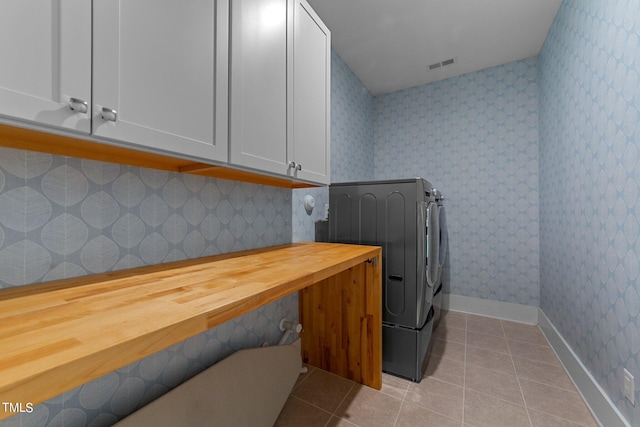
<box><xmin>300</xmin><ymin>258</ymin><xmax>382</xmax><ymax>389</ymax></box>
<box><xmin>0</xmin><ymin>123</ymin><xmax>316</xmax><ymax>189</ymax></box>
<box><xmin>0</xmin><ymin>242</ymin><xmax>380</xmax><ymax>420</ymax></box>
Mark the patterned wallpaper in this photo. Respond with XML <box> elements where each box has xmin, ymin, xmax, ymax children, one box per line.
<box><xmin>538</xmin><ymin>0</ymin><xmax>640</xmax><ymax>424</ymax></box>
<box><xmin>329</xmin><ymin>50</ymin><xmax>375</xmax><ymax>184</ymax></box>
<box><xmin>293</xmin><ymin>50</ymin><xmax>374</xmax><ymax>242</ymax></box>
<box><xmin>373</xmin><ymin>59</ymin><xmax>541</xmax><ymax>306</ymax></box>
<box><xmin>0</xmin><ymin>148</ymin><xmax>296</xmax><ymax>426</ymax></box>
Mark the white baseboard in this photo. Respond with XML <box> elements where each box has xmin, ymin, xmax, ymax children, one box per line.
<box><xmin>442</xmin><ymin>294</ymin><xmax>538</xmax><ymax>324</ymax></box>
<box><xmin>538</xmin><ymin>308</ymin><xmax>629</xmax><ymax>427</ymax></box>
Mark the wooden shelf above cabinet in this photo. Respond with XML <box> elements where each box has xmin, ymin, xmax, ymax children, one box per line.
<box><xmin>0</xmin><ymin>242</ymin><xmax>381</xmax><ymax>421</ymax></box>
<box><xmin>0</xmin><ymin>123</ymin><xmax>318</xmax><ymax>189</ymax></box>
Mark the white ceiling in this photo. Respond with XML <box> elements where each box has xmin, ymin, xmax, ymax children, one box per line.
<box><xmin>307</xmin><ymin>0</ymin><xmax>563</xmax><ymax>95</ymax></box>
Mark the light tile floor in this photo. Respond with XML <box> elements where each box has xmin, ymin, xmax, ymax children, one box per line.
<box><xmin>275</xmin><ymin>310</ymin><xmax>599</xmax><ymax>427</ymax></box>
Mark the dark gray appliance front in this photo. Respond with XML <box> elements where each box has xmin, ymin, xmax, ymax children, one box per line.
<box><xmin>432</xmin><ymin>197</ymin><xmax>448</xmax><ymax>328</ymax></box>
<box><xmin>329</xmin><ymin>178</ymin><xmax>440</xmax><ymax>382</ymax></box>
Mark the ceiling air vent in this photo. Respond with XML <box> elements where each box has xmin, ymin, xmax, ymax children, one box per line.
<box><xmin>427</xmin><ymin>57</ymin><xmax>456</xmax><ymax>71</ymax></box>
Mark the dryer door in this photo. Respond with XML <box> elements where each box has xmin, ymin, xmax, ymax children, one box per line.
<box><xmin>426</xmin><ymin>201</ymin><xmax>440</xmax><ymax>290</ymax></box>
<box><xmin>438</xmin><ymin>205</ymin><xmax>449</xmax><ymax>274</ymax></box>
<box><xmin>416</xmin><ymin>200</ymin><xmax>439</xmax><ymax>328</ymax></box>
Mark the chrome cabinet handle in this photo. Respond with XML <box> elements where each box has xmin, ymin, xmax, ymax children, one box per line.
<box><xmin>101</xmin><ymin>107</ymin><xmax>118</xmax><ymax>122</ymax></box>
<box><xmin>69</xmin><ymin>98</ymin><xmax>88</xmax><ymax>113</ymax></box>
<box><xmin>288</xmin><ymin>162</ymin><xmax>302</xmax><ymax>172</ymax></box>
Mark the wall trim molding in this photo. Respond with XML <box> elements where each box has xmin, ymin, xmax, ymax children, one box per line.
<box><xmin>442</xmin><ymin>294</ymin><xmax>538</xmax><ymax>324</ymax></box>
<box><xmin>538</xmin><ymin>309</ymin><xmax>630</xmax><ymax>427</ymax></box>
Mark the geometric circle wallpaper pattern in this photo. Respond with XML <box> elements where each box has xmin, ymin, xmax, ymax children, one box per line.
<box><xmin>0</xmin><ymin>147</ymin><xmax>292</xmax><ymax>288</ymax></box>
<box><xmin>373</xmin><ymin>57</ymin><xmax>541</xmax><ymax>307</ymax></box>
<box><xmin>0</xmin><ymin>146</ymin><xmax>296</xmax><ymax>426</ymax></box>
<box><xmin>329</xmin><ymin>50</ymin><xmax>375</xmax><ymax>184</ymax></box>
<box><xmin>538</xmin><ymin>0</ymin><xmax>640</xmax><ymax>423</ymax></box>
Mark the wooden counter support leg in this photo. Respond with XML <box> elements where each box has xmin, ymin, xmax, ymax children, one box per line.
<box><xmin>299</xmin><ymin>255</ymin><xmax>382</xmax><ymax>389</ymax></box>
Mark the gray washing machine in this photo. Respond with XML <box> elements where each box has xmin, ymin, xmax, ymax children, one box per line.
<box><xmin>329</xmin><ymin>178</ymin><xmax>444</xmax><ymax>382</ymax></box>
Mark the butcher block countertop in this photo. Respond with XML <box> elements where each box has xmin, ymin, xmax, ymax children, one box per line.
<box><xmin>0</xmin><ymin>242</ymin><xmax>381</xmax><ymax>419</ymax></box>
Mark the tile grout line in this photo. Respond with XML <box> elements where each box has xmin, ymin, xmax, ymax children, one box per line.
<box><xmin>391</xmin><ymin>376</ymin><xmax>411</xmax><ymax>427</ymax></box>
<box><xmin>504</xmin><ymin>320</ymin><xmax>534</xmax><ymax>427</ymax></box>
<box><xmin>392</xmin><ymin>399</ymin><xmax>405</xmax><ymax>427</ymax></box>
<box><xmin>288</xmin><ymin>395</ymin><xmax>336</xmax><ymax>420</ymax></box>
<box><xmin>462</xmin><ymin>313</ymin><xmax>468</xmax><ymax>426</ymax></box>
<box><xmin>323</xmin><ymin>379</ymin><xmax>356</xmax><ymax>426</ymax></box>
<box><xmin>288</xmin><ymin>368</ymin><xmax>342</xmax><ymax>426</ymax></box>
<box><xmin>290</xmin><ymin>368</ymin><xmax>357</xmax><ymax>427</ymax></box>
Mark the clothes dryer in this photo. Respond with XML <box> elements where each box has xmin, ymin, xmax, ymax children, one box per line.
<box><xmin>329</xmin><ymin>178</ymin><xmax>445</xmax><ymax>381</ymax></box>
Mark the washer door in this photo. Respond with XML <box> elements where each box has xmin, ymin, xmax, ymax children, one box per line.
<box><xmin>415</xmin><ymin>200</ymin><xmax>438</xmax><ymax>328</ymax></box>
<box><xmin>426</xmin><ymin>201</ymin><xmax>440</xmax><ymax>290</ymax></box>
<box><xmin>435</xmin><ymin>204</ymin><xmax>448</xmax><ymax>286</ymax></box>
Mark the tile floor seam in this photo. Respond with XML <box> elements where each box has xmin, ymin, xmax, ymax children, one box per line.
<box><xmin>464</xmin><ymin>359</ymin><xmax>518</xmax><ymax>377</ymax></box>
<box><xmin>417</xmin><ymin>371</ymin><xmax>466</xmax><ymax>389</ymax></box>
<box><xmin>292</xmin><ymin>393</ymin><xmax>339</xmax><ymax>417</ymax></box>
<box><xmin>504</xmin><ymin>322</ymin><xmax>534</xmax><ymax>427</ymax></box>
<box><xmin>461</xmin><ymin>314</ymin><xmax>467</xmax><ymax>426</ymax></box>
<box><xmin>511</xmin><ymin>360</ymin><xmax>581</xmax><ymax>393</ymax></box>
<box><xmin>507</xmin><ymin>337</ymin><xmax>547</xmax><ymax>346</ymax></box>
<box><xmin>393</xmin><ymin>374</ymin><xmax>410</xmax><ymax>427</ymax></box>
<box><xmin>527</xmin><ymin>407</ymin><xmax>596</xmax><ymax>427</ymax></box>
<box><xmin>294</xmin><ymin>367</ymin><xmax>313</xmax><ymax>389</ymax></box>
<box><xmin>288</xmin><ymin>394</ymin><xmax>336</xmax><ymax>418</ymax></box>
<box><xmin>329</xmin><ymin>380</ymin><xmax>356</xmax><ymax>424</ymax></box>
<box><xmin>391</xmin><ymin>399</ymin><xmax>404</xmax><ymax>427</ymax></box>
<box><xmin>401</xmin><ymin>389</ymin><xmax>464</xmax><ymax>422</ymax></box>
<box><xmin>508</xmin><ymin>352</ymin><xmax>562</xmax><ymax>366</ymax></box>
<box><xmin>378</xmin><ymin>377</ymin><xmax>411</xmax><ymax>400</ymax></box>
<box><xmin>518</xmin><ymin>375</ymin><xmax>586</xmax><ymax>394</ymax></box>
<box><xmin>529</xmin><ymin>361</ymin><xmax>603</xmax><ymax>427</ymax></box>
<box><xmin>464</xmin><ymin>386</ymin><xmax>532</xmax><ymax>409</ymax></box>
<box><xmin>465</xmin><ymin>342</ymin><xmax>510</xmax><ymax>355</ymax></box>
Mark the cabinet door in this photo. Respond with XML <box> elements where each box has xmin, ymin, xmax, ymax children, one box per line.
<box><xmin>229</xmin><ymin>0</ymin><xmax>290</xmax><ymax>175</ymax></box>
<box><xmin>92</xmin><ymin>0</ymin><xmax>228</xmax><ymax>162</ymax></box>
<box><xmin>0</xmin><ymin>0</ymin><xmax>91</xmax><ymax>133</ymax></box>
<box><xmin>290</xmin><ymin>0</ymin><xmax>331</xmax><ymax>184</ymax></box>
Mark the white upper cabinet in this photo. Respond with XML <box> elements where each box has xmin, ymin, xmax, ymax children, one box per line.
<box><xmin>230</xmin><ymin>0</ymin><xmax>330</xmax><ymax>184</ymax></box>
<box><xmin>229</xmin><ymin>0</ymin><xmax>289</xmax><ymax>175</ymax></box>
<box><xmin>0</xmin><ymin>0</ymin><xmax>92</xmax><ymax>133</ymax></box>
<box><xmin>0</xmin><ymin>0</ymin><xmax>327</xmax><ymax>185</ymax></box>
<box><xmin>92</xmin><ymin>0</ymin><xmax>228</xmax><ymax>162</ymax></box>
<box><xmin>290</xmin><ymin>0</ymin><xmax>331</xmax><ymax>184</ymax></box>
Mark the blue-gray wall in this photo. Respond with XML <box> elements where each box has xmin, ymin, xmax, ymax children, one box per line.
<box><xmin>0</xmin><ymin>149</ymin><xmax>296</xmax><ymax>426</ymax></box>
<box><xmin>293</xmin><ymin>50</ymin><xmax>374</xmax><ymax>241</ymax></box>
<box><xmin>373</xmin><ymin>59</ymin><xmax>540</xmax><ymax>306</ymax></box>
<box><xmin>539</xmin><ymin>1</ymin><xmax>640</xmax><ymax>424</ymax></box>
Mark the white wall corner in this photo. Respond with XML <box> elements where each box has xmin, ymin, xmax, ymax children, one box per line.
<box><xmin>538</xmin><ymin>308</ymin><xmax>631</xmax><ymax>427</ymax></box>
